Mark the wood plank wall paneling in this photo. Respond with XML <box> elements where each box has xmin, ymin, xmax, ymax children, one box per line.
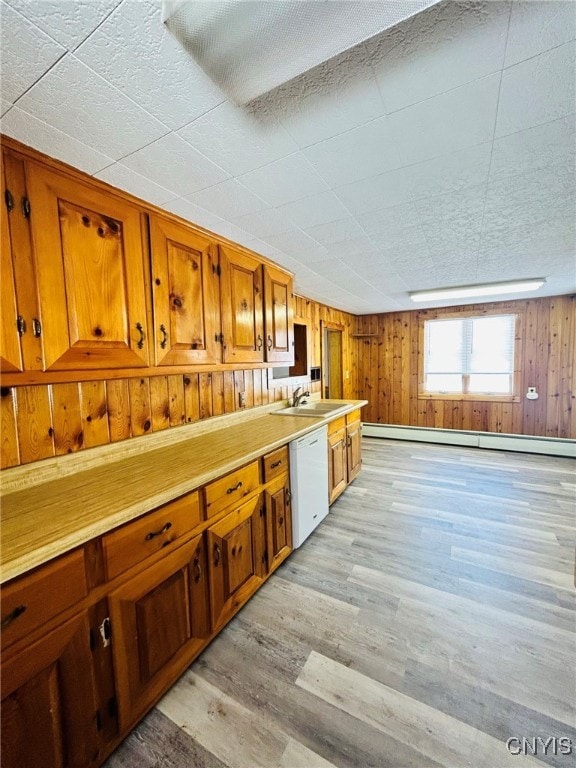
<box><xmin>1</xmin><ymin>296</ymin><xmax>355</xmax><ymax>469</ymax></box>
<box><xmin>353</xmin><ymin>295</ymin><xmax>575</xmax><ymax>439</ymax></box>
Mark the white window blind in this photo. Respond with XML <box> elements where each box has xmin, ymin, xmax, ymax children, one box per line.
<box><xmin>424</xmin><ymin>314</ymin><xmax>516</xmax><ymax>395</ymax></box>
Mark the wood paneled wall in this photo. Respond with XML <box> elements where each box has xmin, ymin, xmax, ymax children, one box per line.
<box><xmin>0</xmin><ymin>296</ymin><xmax>354</xmax><ymax>469</ymax></box>
<box><xmin>353</xmin><ymin>295</ymin><xmax>575</xmax><ymax>439</ymax></box>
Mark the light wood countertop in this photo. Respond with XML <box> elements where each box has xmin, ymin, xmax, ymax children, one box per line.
<box><xmin>0</xmin><ymin>400</ymin><xmax>366</xmax><ymax>583</ymax></box>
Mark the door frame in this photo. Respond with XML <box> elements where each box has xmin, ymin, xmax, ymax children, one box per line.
<box><xmin>321</xmin><ymin>320</ymin><xmax>344</xmax><ymax>399</ymax></box>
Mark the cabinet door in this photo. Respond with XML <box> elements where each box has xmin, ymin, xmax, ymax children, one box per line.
<box><xmin>219</xmin><ymin>245</ymin><xmax>264</xmax><ymax>363</ymax></box>
<box><xmin>346</xmin><ymin>420</ymin><xmax>362</xmax><ymax>483</ymax></box>
<box><xmin>25</xmin><ymin>162</ymin><xmax>149</xmax><ymax>370</ymax></box>
<box><xmin>328</xmin><ymin>428</ymin><xmax>347</xmax><ymax>504</ymax></box>
<box><xmin>150</xmin><ymin>215</ymin><xmax>221</xmax><ymax>366</ymax></box>
<box><xmin>1</xmin><ymin>150</ymin><xmax>43</xmax><ymax>372</ymax></box>
<box><xmin>264</xmin><ymin>474</ymin><xmax>292</xmax><ymax>574</ymax></box>
<box><xmin>0</xmin><ymin>157</ymin><xmax>22</xmax><ymax>373</ymax></box>
<box><xmin>207</xmin><ymin>494</ymin><xmax>266</xmax><ymax>631</ymax></box>
<box><xmin>1</xmin><ymin>611</ymin><xmax>99</xmax><ymax>768</ymax></box>
<box><xmin>108</xmin><ymin>534</ymin><xmax>209</xmax><ymax>731</ymax></box>
<box><xmin>264</xmin><ymin>265</ymin><xmax>294</xmax><ymax>363</ymax></box>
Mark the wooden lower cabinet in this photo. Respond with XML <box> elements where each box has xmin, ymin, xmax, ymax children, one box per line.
<box><xmin>328</xmin><ymin>425</ymin><xmax>348</xmax><ymax>504</ymax></box>
<box><xmin>328</xmin><ymin>411</ymin><xmax>362</xmax><ymax>504</ymax></box>
<box><xmin>264</xmin><ymin>473</ymin><xmax>293</xmax><ymax>574</ymax></box>
<box><xmin>207</xmin><ymin>494</ymin><xmax>266</xmax><ymax>632</ymax></box>
<box><xmin>346</xmin><ymin>418</ymin><xmax>362</xmax><ymax>483</ymax></box>
<box><xmin>1</xmin><ymin>611</ymin><xmax>100</xmax><ymax>768</ymax></box>
<box><xmin>1</xmin><ymin>443</ymin><xmax>299</xmax><ymax>767</ymax></box>
<box><xmin>107</xmin><ymin>534</ymin><xmax>209</xmax><ymax>731</ymax></box>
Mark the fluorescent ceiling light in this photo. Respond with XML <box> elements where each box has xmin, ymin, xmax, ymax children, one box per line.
<box><xmin>162</xmin><ymin>0</ymin><xmax>441</xmax><ymax>105</ymax></box>
<box><xmin>409</xmin><ymin>279</ymin><xmax>546</xmax><ymax>303</ymax></box>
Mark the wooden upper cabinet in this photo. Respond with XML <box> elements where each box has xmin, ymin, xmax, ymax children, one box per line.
<box><xmin>25</xmin><ymin>162</ymin><xmax>150</xmax><ymax>370</ymax></box>
<box><xmin>149</xmin><ymin>215</ymin><xmax>221</xmax><ymax>366</ymax></box>
<box><xmin>264</xmin><ymin>265</ymin><xmax>294</xmax><ymax>363</ymax></box>
<box><xmin>219</xmin><ymin>245</ymin><xmax>264</xmax><ymax>363</ymax></box>
<box><xmin>1</xmin><ymin>150</ymin><xmax>43</xmax><ymax>372</ymax></box>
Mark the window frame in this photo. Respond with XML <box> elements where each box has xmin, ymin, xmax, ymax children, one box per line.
<box><xmin>418</xmin><ymin>309</ymin><xmax>522</xmax><ymax>403</ymax></box>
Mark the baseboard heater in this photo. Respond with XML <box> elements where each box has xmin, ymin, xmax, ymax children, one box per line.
<box><xmin>361</xmin><ymin>423</ymin><xmax>576</xmax><ymax>458</ymax></box>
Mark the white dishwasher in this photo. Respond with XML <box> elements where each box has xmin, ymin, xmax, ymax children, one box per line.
<box><xmin>289</xmin><ymin>425</ymin><xmax>329</xmax><ymax>548</ymax></box>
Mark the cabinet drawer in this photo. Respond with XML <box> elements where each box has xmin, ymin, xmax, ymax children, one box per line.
<box><xmin>203</xmin><ymin>461</ymin><xmax>260</xmax><ymax>520</ymax></box>
<box><xmin>103</xmin><ymin>491</ymin><xmax>201</xmax><ymax>580</ymax></box>
<box><xmin>262</xmin><ymin>446</ymin><xmax>288</xmax><ymax>483</ymax></box>
<box><xmin>328</xmin><ymin>415</ymin><xmax>346</xmax><ymax>435</ymax></box>
<box><xmin>346</xmin><ymin>409</ymin><xmax>361</xmax><ymax>425</ymax></box>
<box><xmin>1</xmin><ymin>548</ymin><xmax>87</xmax><ymax>649</ymax></box>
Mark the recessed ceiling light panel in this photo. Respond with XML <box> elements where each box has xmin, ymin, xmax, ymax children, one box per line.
<box><xmin>163</xmin><ymin>0</ymin><xmax>441</xmax><ymax>105</ymax></box>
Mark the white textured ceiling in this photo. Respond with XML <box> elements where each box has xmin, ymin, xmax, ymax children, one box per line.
<box><xmin>1</xmin><ymin>0</ymin><xmax>574</xmax><ymax>314</ymax></box>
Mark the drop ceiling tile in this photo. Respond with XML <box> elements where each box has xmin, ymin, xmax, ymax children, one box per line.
<box><xmin>496</xmin><ymin>42</ymin><xmax>576</xmax><ymax>138</ymax></box>
<box><xmin>74</xmin><ymin>1</ymin><xmax>224</xmax><ymax>131</ymax></box>
<box><xmin>6</xmin><ymin>0</ymin><xmax>121</xmax><ymax>50</ymax></box>
<box><xmin>277</xmin><ymin>191</ymin><xmax>351</xmax><ymax>229</ymax></box>
<box><xmin>162</xmin><ymin>198</ymin><xmax>224</xmax><ymax>232</ymax></box>
<box><xmin>238</xmin><ymin>153</ymin><xmax>329</xmax><ymax>207</ymax></box>
<box><xmin>402</xmin><ymin>142</ymin><xmax>492</xmax><ymax>201</ymax></box>
<box><xmin>231</xmin><ymin>208</ymin><xmax>293</xmax><ymax>240</ymax></box>
<box><xmin>490</xmin><ymin>115</ymin><xmax>576</xmax><ymax>182</ymax></box>
<box><xmin>1</xmin><ymin>99</ymin><xmax>12</xmax><ymax>116</ymax></box>
<box><xmin>122</xmin><ymin>133</ymin><xmax>229</xmax><ymax>197</ymax></box>
<box><xmin>95</xmin><ymin>163</ymin><xmax>176</xmax><ymax>206</ymax></box>
<box><xmin>334</xmin><ymin>167</ymin><xmax>413</xmax><ymax>217</ymax></box>
<box><xmin>357</xmin><ymin>202</ymin><xmax>422</xmax><ymax>237</ymax></box>
<box><xmin>372</xmin><ymin>0</ymin><xmax>508</xmax><ymax>113</ymax></box>
<box><xmin>326</xmin><ymin>236</ymin><xmax>380</xmax><ymax>259</ymax></box>
<box><xmin>16</xmin><ymin>55</ymin><xmax>167</xmax><ymax>159</ymax></box>
<box><xmin>178</xmin><ymin>101</ymin><xmax>298</xmax><ymax>177</ymax></box>
<box><xmin>209</xmin><ymin>220</ymin><xmax>254</xmax><ymax>248</ymax></box>
<box><xmin>302</xmin><ymin>217</ymin><xmax>366</xmax><ymax>248</ymax></box>
<box><xmin>414</xmin><ymin>185</ymin><xmax>486</xmax><ymax>244</ymax></box>
<box><xmin>268</xmin><ymin>44</ymin><xmax>385</xmax><ymax>148</ymax></box>
<box><xmin>505</xmin><ymin>0</ymin><xmax>576</xmax><ymax>68</ymax></box>
<box><xmin>288</xmin><ymin>245</ymin><xmax>332</xmax><ymax>264</ymax></box>
<box><xmin>303</xmin><ymin>116</ymin><xmax>404</xmax><ymax>188</ymax></box>
<box><xmin>185</xmin><ymin>179</ymin><xmax>268</xmax><ymax>220</ymax></box>
<box><xmin>387</xmin><ymin>73</ymin><xmax>500</xmax><ymax>166</ymax></box>
<box><xmin>374</xmin><ymin>242</ymin><xmax>435</xmax><ymax>271</ymax></box>
<box><xmin>262</xmin><ymin>227</ymin><xmax>322</xmax><ymax>255</ymax></box>
<box><xmin>0</xmin><ymin>106</ymin><xmax>113</xmax><ymax>174</ymax></box>
<box><xmin>1</xmin><ymin>2</ymin><xmax>66</xmax><ymax>103</ymax></box>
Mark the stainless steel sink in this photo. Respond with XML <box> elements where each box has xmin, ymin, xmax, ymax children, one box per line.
<box><xmin>274</xmin><ymin>402</ymin><xmax>348</xmax><ymax>417</ymax></box>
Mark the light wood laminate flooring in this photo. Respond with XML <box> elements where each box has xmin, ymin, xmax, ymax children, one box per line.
<box><xmin>104</xmin><ymin>438</ymin><xmax>575</xmax><ymax>768</ymax></box>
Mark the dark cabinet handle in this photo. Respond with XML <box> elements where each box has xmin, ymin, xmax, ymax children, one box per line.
<box><xmin>1</xmin><ymin>604</ymin><xmax>27</xmax><ymax>629</ymax></box>
<box><xmin>159</xmin><ymin>324</ymin><xmax>168</xmax><ymax>349</ymax></box>
<box><xmin>257</xmin><ymin>334</ymin><xmax>263</xmax><ymax>350</ymax></box>
<box><xmin>286</xmin><ymin>489</ymin><xmax>291</xmax><ymax>505</ymax></box>
<box><xmin>32</xmin><ymin>318</ymin><xmax>42</xmax><ymax>338</ymax></box>
<box><xmin>193</xmin><ymin>556</ymin><xmax>202</xmax><ymax>583</ymax></box>
<box><xmin>145</xmin><ymin>521</ymin><xmax>172</xmax><ymax>540</ymax></box>
<box><xmin>279</xmin><ymin>516</ymin><xmax>284</xmax><ymax>526</ymax></box>
<box><xmin>214</xmin><ymin>543</ymin><xmax>221</xmax><ymax>566</ymax></box>
<box><xmin>136</xmin><ymin>322</ymin><xmax>145</xmax><ymax>349</ymax></box>
<box><xmin>226</xmin><ymin>481</ymin><xmax>242</xmax><ymax>495</ymax></box>
<box><xmin>267</xmin><ymin>335</ymin><xmax>273</xmax><ymax>351</ymax></box>
<box><xmin>271</xmin><ymin>460</ymin><xmax>282</xmax><ymax>469</ymax></box>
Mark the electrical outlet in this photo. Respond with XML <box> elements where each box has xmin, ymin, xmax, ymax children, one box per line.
<box><xmin>238</xmin><ymin>391</ymin><xmax>246</xmax><ymax>408</ymax></box>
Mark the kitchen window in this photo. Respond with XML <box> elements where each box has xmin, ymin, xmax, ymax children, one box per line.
<box><xmin>419</xmin><ymin>312</ymin><xmax>520</xmax><ymax>401</ymax></box>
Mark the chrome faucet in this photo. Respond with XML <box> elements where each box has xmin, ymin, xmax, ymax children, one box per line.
<box><xmin>290</xmin><ymin>386</ymin><xmax>310</xmax><ymax>407</ymax></box>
